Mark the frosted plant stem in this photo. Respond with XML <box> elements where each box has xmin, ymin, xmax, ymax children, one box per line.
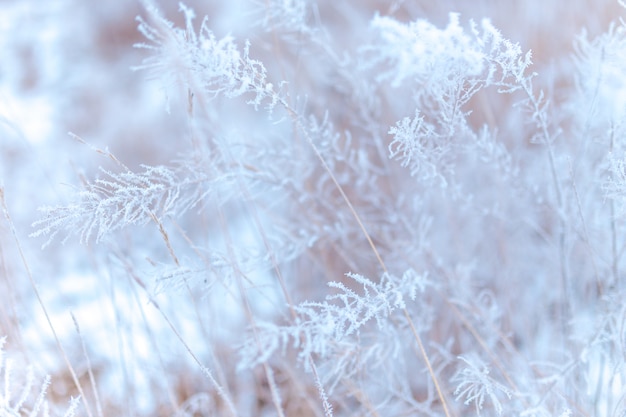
<box><xmin>71</xmin><ymin>314</ymin><xmax>104</xmax><ymax>417</ymax></box>
<box><xmin>446</xmin><ymin>299</ymin><xmax>520</xmax><ymax>397</ymax></box>
<box><xmin>521</xmin><ymin>82</ymin><xmax>571</xmax><ymax>344</ymax></box>
<box><xmin>124</xmin><ymin>271</ymin><xmax>180</xmax><ymax>413</ymax></box>
<box><xmin>281</xmin><ymin>100</ymin><xmax>386</xmax><ymax>273</ymax></box>
<box><xmin>402</xmin><ymin>308</ymin><xmax>452</xmax><ymax>417</ymax></box>
<box><xmin>119</xmin><ymin>257</ymin><xmax>239</xmax><ymax>417</ymax></box>
<box><xmin>148</xmin><ymin>211</ymin><xmax>180</xmax><ymax>266</ymax></box>
<box><xmin>568</xmin><ymin>158</ymin><xmax>601</xmax><ymax>295</ymax></box>
<box><xmin>229</xmin><ymin>149</ymin><xmax>296</xmax><ymax>318</ymax></box>
<box><xmin>183</xmin><ymin>87</ymin><xmax>291</xmax><ymax>414</ymax></box>
<box><xmin>609</xmin><ymin>127</ymin><xmax>621</xmax><ymax>289</ymax></box>
<box><xmin>221</xmin><ymin>136</ymin><xmax>338</xmax><ymax>415</ymax></box>
<box><xmin>279</xmin><ymin>95</ymin><xmax>451</xmax><ymax>416</ymax></box>
<box><xmin>164</xmin><ymin>221</ymin><xmax>233</xmax><ymax>404</ymax></box>
<box><xmin>0</xmin><ymin>188</ymin><xmax>93</xmax><ymax>417</ymax></box>
<box><xmin>550</xmin><ymin>140</ymin><xmax>572</xmax><ymax>329</ymax></box>
<box><xmin>107</xmin><ymin>265</ymin><xmax>133</xmax><ymax>416</ymax></box>
<box><xmin>610</xmin><ymin>188</ymin><xmax>620</xmax><ymax>289</ymax></box>
<box><xmin>309</xmin><ymin>356</ymin><xmax>334</xmax><ymax>417</ymax></box>
<box><xmin>216</xmin><ymin>205</ymin><xmax>286</xmax><ymax>417</ymax></box>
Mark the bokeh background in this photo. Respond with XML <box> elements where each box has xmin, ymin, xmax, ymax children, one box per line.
<box><xmin>1</xmin><ymin>0</ymin><xmax>624</xmax><ymax>416</ymax></box>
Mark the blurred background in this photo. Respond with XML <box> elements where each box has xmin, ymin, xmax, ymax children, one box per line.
<box><xmin>0</xmin><ymin>0</ymin><xmax>623</xmax><ymax>415</ymax></box>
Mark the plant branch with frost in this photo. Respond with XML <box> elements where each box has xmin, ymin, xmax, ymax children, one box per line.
<box><xmin>453</xmin><ymin>355</ymin><xmax>512</xmax><ymax>416</ymax></box>
<box><xmin>30</xmin><ymin>161</ymin><xmax>224</xmax><ymax>246</ymax></box>
<box><xmin>373</xmin><ymin>13</ymin><xmax>532</xmax><ymax>187</ymax></box>
<box><xmin>0</xmin><ymin>337</ymin><xmax>81</xmax><ymax>417</ymax></box>
<box><xmin>239</xmin><ymin>269</ymin><xmax>430</xmax><ymax>371</ymax></box>
<box><xmin>361</xmin><ymin>13</ymin><xmax>532</xmax><ymax>99</ymax></box>
<box><xmin>134</xmin><ymin>2</ymin><xmax>279</xmax><ymax>110</ymax></box>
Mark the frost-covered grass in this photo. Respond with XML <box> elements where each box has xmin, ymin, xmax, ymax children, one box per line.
<box><xmin>2</xmin><ymin>0</ymin><xmax>626</xmax><ymax>416</ymax></box>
